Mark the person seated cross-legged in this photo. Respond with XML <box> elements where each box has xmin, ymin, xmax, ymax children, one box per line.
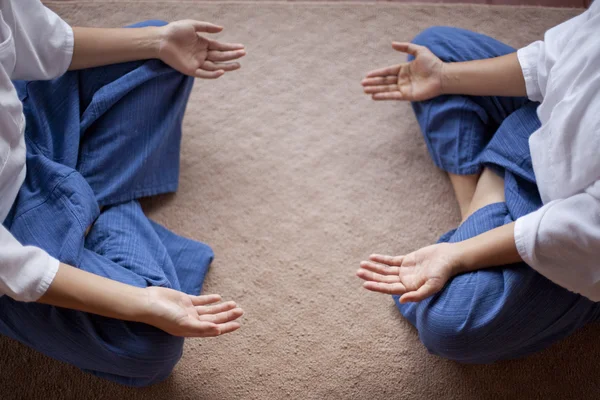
<box><xmin>0</xmin><ymin>1</ymin><xmax>246</xmax><ymax>387</ymax></box>
<box><xmin>357</xmin><ymin>5</ymin><xmax>600</xmax><ymax>363</ymax></box>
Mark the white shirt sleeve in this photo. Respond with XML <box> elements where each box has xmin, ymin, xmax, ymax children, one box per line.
<box><xmin>10</xmin><ymin>0</ymin><xmax>74</xmax><ymax>80</ymax></box>
<box><xmin>0</xmin><ymin>224</ymin><xmax>60</xmax><ymax>302</ymax></box>
<box><xmin>516</xmin><ymin>7</ymin><xmax>593</xmax><ymax>102</ymax></box>
<box><xmin>515</xmin><ymin>180</ymin><xmax>600</xmax><ymax>301</ymax></box>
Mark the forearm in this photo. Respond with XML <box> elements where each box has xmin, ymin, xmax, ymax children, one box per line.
<box><xmin>69</xmin><ymin>27</ymin><xmax>162</xmax><ymax>70</ymax></box>
<box><xmin>38</xmin><ymin>262</ymin><xmax>150</xmax><ymax>322</ymax></box>
<box><xmin>441</xmin><ymin>53</ymin><xmax>527</xmax><ymax>97</ymax></box>
<box><xmin>453</xmin><ymin>222</ymin><xmax>522</xmax><ymax>274</ymax></box>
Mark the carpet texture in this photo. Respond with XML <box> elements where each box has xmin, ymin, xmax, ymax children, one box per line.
<box><xmin>1</xmin><ymin>2</ymin><xmax>595</xmax><ymax>399</ymax></box>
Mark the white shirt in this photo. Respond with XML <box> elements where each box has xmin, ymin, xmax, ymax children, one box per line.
<box><xmin>0</xmin><ymin>0</ymin><xmax>73</xmax><ymax>301</ymax></box>
<box><xmin>515</xmin><ymin>2</ymin><xmax>600</xmax><ymax>301</ymax></box>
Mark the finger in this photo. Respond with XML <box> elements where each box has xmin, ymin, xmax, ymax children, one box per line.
<box><xmin>369</xmin><ymin>254</ymin><xmax>404</xmax><ymax>266</ymax></box>
<box><xmin>185</xmin><ymin>320</ymin><xmax>221</xmax><ymax>337</ymax></box>
<box><xmin>199</xmin><ymin>308</ymin><xmax>244</xmax><ymax>324</ymax></box>
<box><xmin>208</xmin><ymin>39</ymin><xmax>245</xmax><ymax>51</ymax></box>
<box><xmin>399</xmin><ymin>282</ymin><xmax>439</xmax><ymax>303</ymax></box>
<box><xmin>195</xmin><ymin>69</ymin><xmax>225</xmax><ymax>79</ymax></box>
<box><xmin>372</xmin><ymin>92</ymin><xmax>405</xmax><ymax>101</ymax></box>
<box><xmin>190</xmin><ymin>294</ymin><xmax>222</xmax><ymax>306</ymax></box>
<box><xmin>363</xmin><ymin>281</ymin><xmax>407</xmax><ymax>295</ymax></box>
<box><xmin>366</xmin><ymin>64</ymin><xmax>401</xmax><ymax>78</ymax></box>
<box><xmin>202</xmin><ymin>60</ymin><xmax>240</xmax><ymax>72</ymax></box>
<box><xmin>192</xmin><ymin>21</ymin><xmax>223</xmax><ymax>34</ymax></box>
<box><xmin>361</xmin><ymin>76</ymin><xmax>398</xmax><ymax>86</ymax></box>
<box><xmin>216</xmin><ymin>321</ymin><xmax>241</xmax><ymax>335</ymax></box>
<box><xmin>392</xmin><ymin>42</ymin><xmax>423</xmax><ymax>56</ymax></box>
<box><xmin>196</xmin><ymin>300</ymin><xmax>237</xmax><ymax>315</ymax></box>
<box><xmin>356</xmin><ymin>268</ymin><xmax>400</xmax><ymax>283</ymax></box>
<box><xmin>358</xmin><ymin>260</ymin><xmax>400</xmax><ymax>275</ymax></box>
<box><xmin>363</xmin><ymin>85</ymin><xmax>398</xmax><ymax>94</ymax></box>
<box><xmin>207</xmin><ymin>49</ymin><xmax>246</xmax><ymax>62</ymax></box>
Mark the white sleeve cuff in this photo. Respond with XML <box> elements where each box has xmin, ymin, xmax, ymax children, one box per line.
<box><xmin>59</xmin><ymin>24</ymin><xmax>74</xmax><ymax>75</ymax></box>
<box><xmin>514</xmin><ymin>211</ymin><xmax>539</xmax><ymax>268</ymax></box>
<box><xmin>13</xmin><ymin>252</ymin><xmax>60</xmax><ymax>303</ymax></box>
<box><xmin>517</xmin><ymin>42</ymin><xmax>544</xmax><ymax>102</ymax></box>
<box><xmin>33</xmin><ymin>255</ymin><xmax>60</xmax><ymax>302</ymax></box>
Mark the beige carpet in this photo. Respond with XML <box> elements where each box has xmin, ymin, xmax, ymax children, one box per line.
<box><xmin>1</xmin><ymin>2</ymin><xmax>594</xmax><ymax>399</ymax></box>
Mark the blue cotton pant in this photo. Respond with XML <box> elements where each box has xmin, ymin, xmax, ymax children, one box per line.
<box><xmin>0</xmin><ymin>21</ymin><xmax>214</xmax><ymax>387</ymax></box>
<box><xmin>397</xmin><ymin>27</ymin><xmax>600</xmax><ymax>363</ymax></box>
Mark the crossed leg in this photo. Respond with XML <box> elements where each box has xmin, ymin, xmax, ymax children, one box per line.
<box><xmin>450</xmin><ymin>167</ymin><xmax>505</xmax><ymax>224</ymax></box>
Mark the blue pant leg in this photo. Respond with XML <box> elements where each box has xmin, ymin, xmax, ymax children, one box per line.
<box><xmin>85</xmin><ymin>200</ymin><xmax>182</xmax><ymax>290</ymax></box>
<box><xmin>127</xmin><ymin>20</ymin><xmax>169</xmax><ymax>28</ymax></box>
<box><xmin>76</xmin><ymin>59</ymin><xmax>194</xmax><ymax>206</ymax></box>
<box><xmin>478</xmin><ymin>101</ymin><xmax>544</xmax><ymax>218</ymax></box>
<box><xmin>410</xmin><ymin>27</ymin><xmax>532</xmax><ymax>175</ymax></box>
<box><xmin>151</xmin><ymin>221</ymin><xmax>214</xmax><ymax>295</ymax></box>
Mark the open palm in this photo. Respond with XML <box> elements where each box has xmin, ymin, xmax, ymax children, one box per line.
<box><xmin>357</xmin><ymin>243</ymin><xmax>460</xmax><ymax>303</ymax></box>
<box><xmin>158</xmin><ymin>20</ymin><xmax>246</xmax><ymax>79</ymax></box>
<box><xmin>143</xmin><ymin>288</ymin><xmax>243</xmax><ymax>337</ymax></box>
<box><xmin>362</xmin><ymin>42</ymin><xmax>444</xmax><ymax>101</ymax></box>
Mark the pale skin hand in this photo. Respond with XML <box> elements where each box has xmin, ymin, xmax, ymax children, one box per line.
<box><xmin>157</xmin><ymin>20</ymin><xmax>246</xmax><ymax>79</ymax></box>
<box><xmin>361</xmin><ymin>41</ymin><xmax>526</xmax><ymax>100</ymax></box>
<box><xmin>356</xmin><ymin>243</ymin><xmax>460</xmax><ymax>303</ymax></box>
<box><xmin>143</xmin><ymin>289</ymin><xmax>243</xmax><ymax>337</ymax></box>
<box><xmin>361</xmin><ymin>42</ymin><xmax>444</xmax><ymax>101</ymax></box>
<box><xmin>357</xmin><ymin>223</ymin><xmax>522</xmax><ymax>303</ymax></box>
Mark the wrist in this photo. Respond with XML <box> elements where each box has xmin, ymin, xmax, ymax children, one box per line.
<box><xmin>98</xmin><ymin>284</ymin><xmax>151</xmax><ymax>323</ymax></box>
<box><xmin>439</xmin><ymin>62</ymin><xmax>453</xmax><ymax>95</ymax></box>
<box><xmin>140</xmin><ymin>26</ymin><xmax>165</xmax><ymax>60</ymax></box>
<box><xmin>449</xmin><ymin>240</ymin><xmax>476</xmax><ymax>275</ymax></box>
<box><xmin>449</xmin><ymin>223</ymin><xmax>521</xmax><ymax>275</ymax></box>
<box><xmin>129</xmin><ymin>287</ymin><xmax>155</xmax><ymax>324</ymax></box>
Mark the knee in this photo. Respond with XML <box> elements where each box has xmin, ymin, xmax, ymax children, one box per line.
<box><xmin>411</xmin><ymin>26</ymin><xmax>474</xmax><ymax>62</ymax></box>
<box><xmin>397</xmin><ymin>276</ymin><xmax>509</xmax><ymax>364</ymax></box>
<box><xmin>135</xmin><ymin>335</ymin><xmax>184</xmax><ymax>387</ymax></box>
<box><xmin>415</xmin><ymin>312</ymin><xmax>493</xmax><ymax>364</ymax></box>
<box><xmin>412</xmin><ymin>26</ymin><xmax>453</xmax><ymax>45</ymax></box>
<box><xmin>101</xmin><ymin>328</ymin><xmax>185</xmax><ymax>387</ymax></box>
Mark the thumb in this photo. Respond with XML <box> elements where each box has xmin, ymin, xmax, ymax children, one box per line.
<box><xmin>392</xmin><ymin>42</ymin><xmax>421</xmax><ymax>57</ymax></box>
<box><xmin>192</xmin><ymin>21</ymin><xmax>223</xmax><ymax>34</ymax></box>
<box><xmin>399</xmin><ymin>280</ymin><xmax>441</xmax><ymax>303</ymax></box>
